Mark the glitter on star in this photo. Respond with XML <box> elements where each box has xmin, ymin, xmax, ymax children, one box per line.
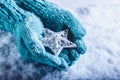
<box><xmin>41</xmin><ymin>28</ymin><xmax>77</xmax><ymax>56</ymax></box>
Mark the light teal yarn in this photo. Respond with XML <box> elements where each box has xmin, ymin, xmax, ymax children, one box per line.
<box><xmin>0</xmin><ymin>0</ymin><xmax>86</xmax><ymax>70</ymax></box>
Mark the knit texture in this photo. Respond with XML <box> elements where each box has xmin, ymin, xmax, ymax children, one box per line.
<box><xmin>0</xmin><ymin>0</ymin><xmax>86</xmax><ymax>70</ymax></box>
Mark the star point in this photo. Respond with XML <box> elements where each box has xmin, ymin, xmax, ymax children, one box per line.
<box><xmin>41</xmin><ymin>28</ymin><xmax>77</xmax><ymax>56</ymax></box>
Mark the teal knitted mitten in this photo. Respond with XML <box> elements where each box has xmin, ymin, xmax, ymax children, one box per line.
<box><xmin>0</xmin><ymin>0</ymin><xmax>87</xmax><ymax>70</ymax></box>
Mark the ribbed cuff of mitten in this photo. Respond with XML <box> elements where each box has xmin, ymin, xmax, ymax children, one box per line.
<box><xmin>0</xmin><ymin>0</ymin><xmax>27</xmax><ymax>33</ymax></box>
<box><xmin>14</xmin><ymin>0</ymin><xmax>47</xmax><ymax>17</ymax></box>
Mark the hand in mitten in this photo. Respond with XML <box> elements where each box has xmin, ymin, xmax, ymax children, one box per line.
<box><xmin>15</xmin><ymin>0</ymin><xmax>87</xmax><ymax>66</ymax></box>
<box><xmin>0</xmin><ymin>0</ymin><xmax>68</xmax><ymax>70</ymax></box>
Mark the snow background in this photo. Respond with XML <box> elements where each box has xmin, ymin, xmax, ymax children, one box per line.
<box><xmin>0</xmin><ymin>0</ymin><xmax>120</xmax><ymax>80</ymax></box>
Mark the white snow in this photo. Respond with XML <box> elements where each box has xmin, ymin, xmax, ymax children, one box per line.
<box><xmin>0</xmin><ymin>0</ymin><xmax>120</xmax><ymax>80</ymax></box>
<box><xmin>61</xmin><ymin>5</ymin><xmax>120</xmax><ymax>80</ymax></box>
<box><xmin>48</xmin><ymin>0</ymin><xmax>120</xmax><ymax>9</ymax></box>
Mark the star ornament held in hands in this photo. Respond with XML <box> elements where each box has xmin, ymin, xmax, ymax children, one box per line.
<box><xmin>41</xmin><ymin>28</ymin><xmax>77</xmax><ymax>56</ymax></box>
